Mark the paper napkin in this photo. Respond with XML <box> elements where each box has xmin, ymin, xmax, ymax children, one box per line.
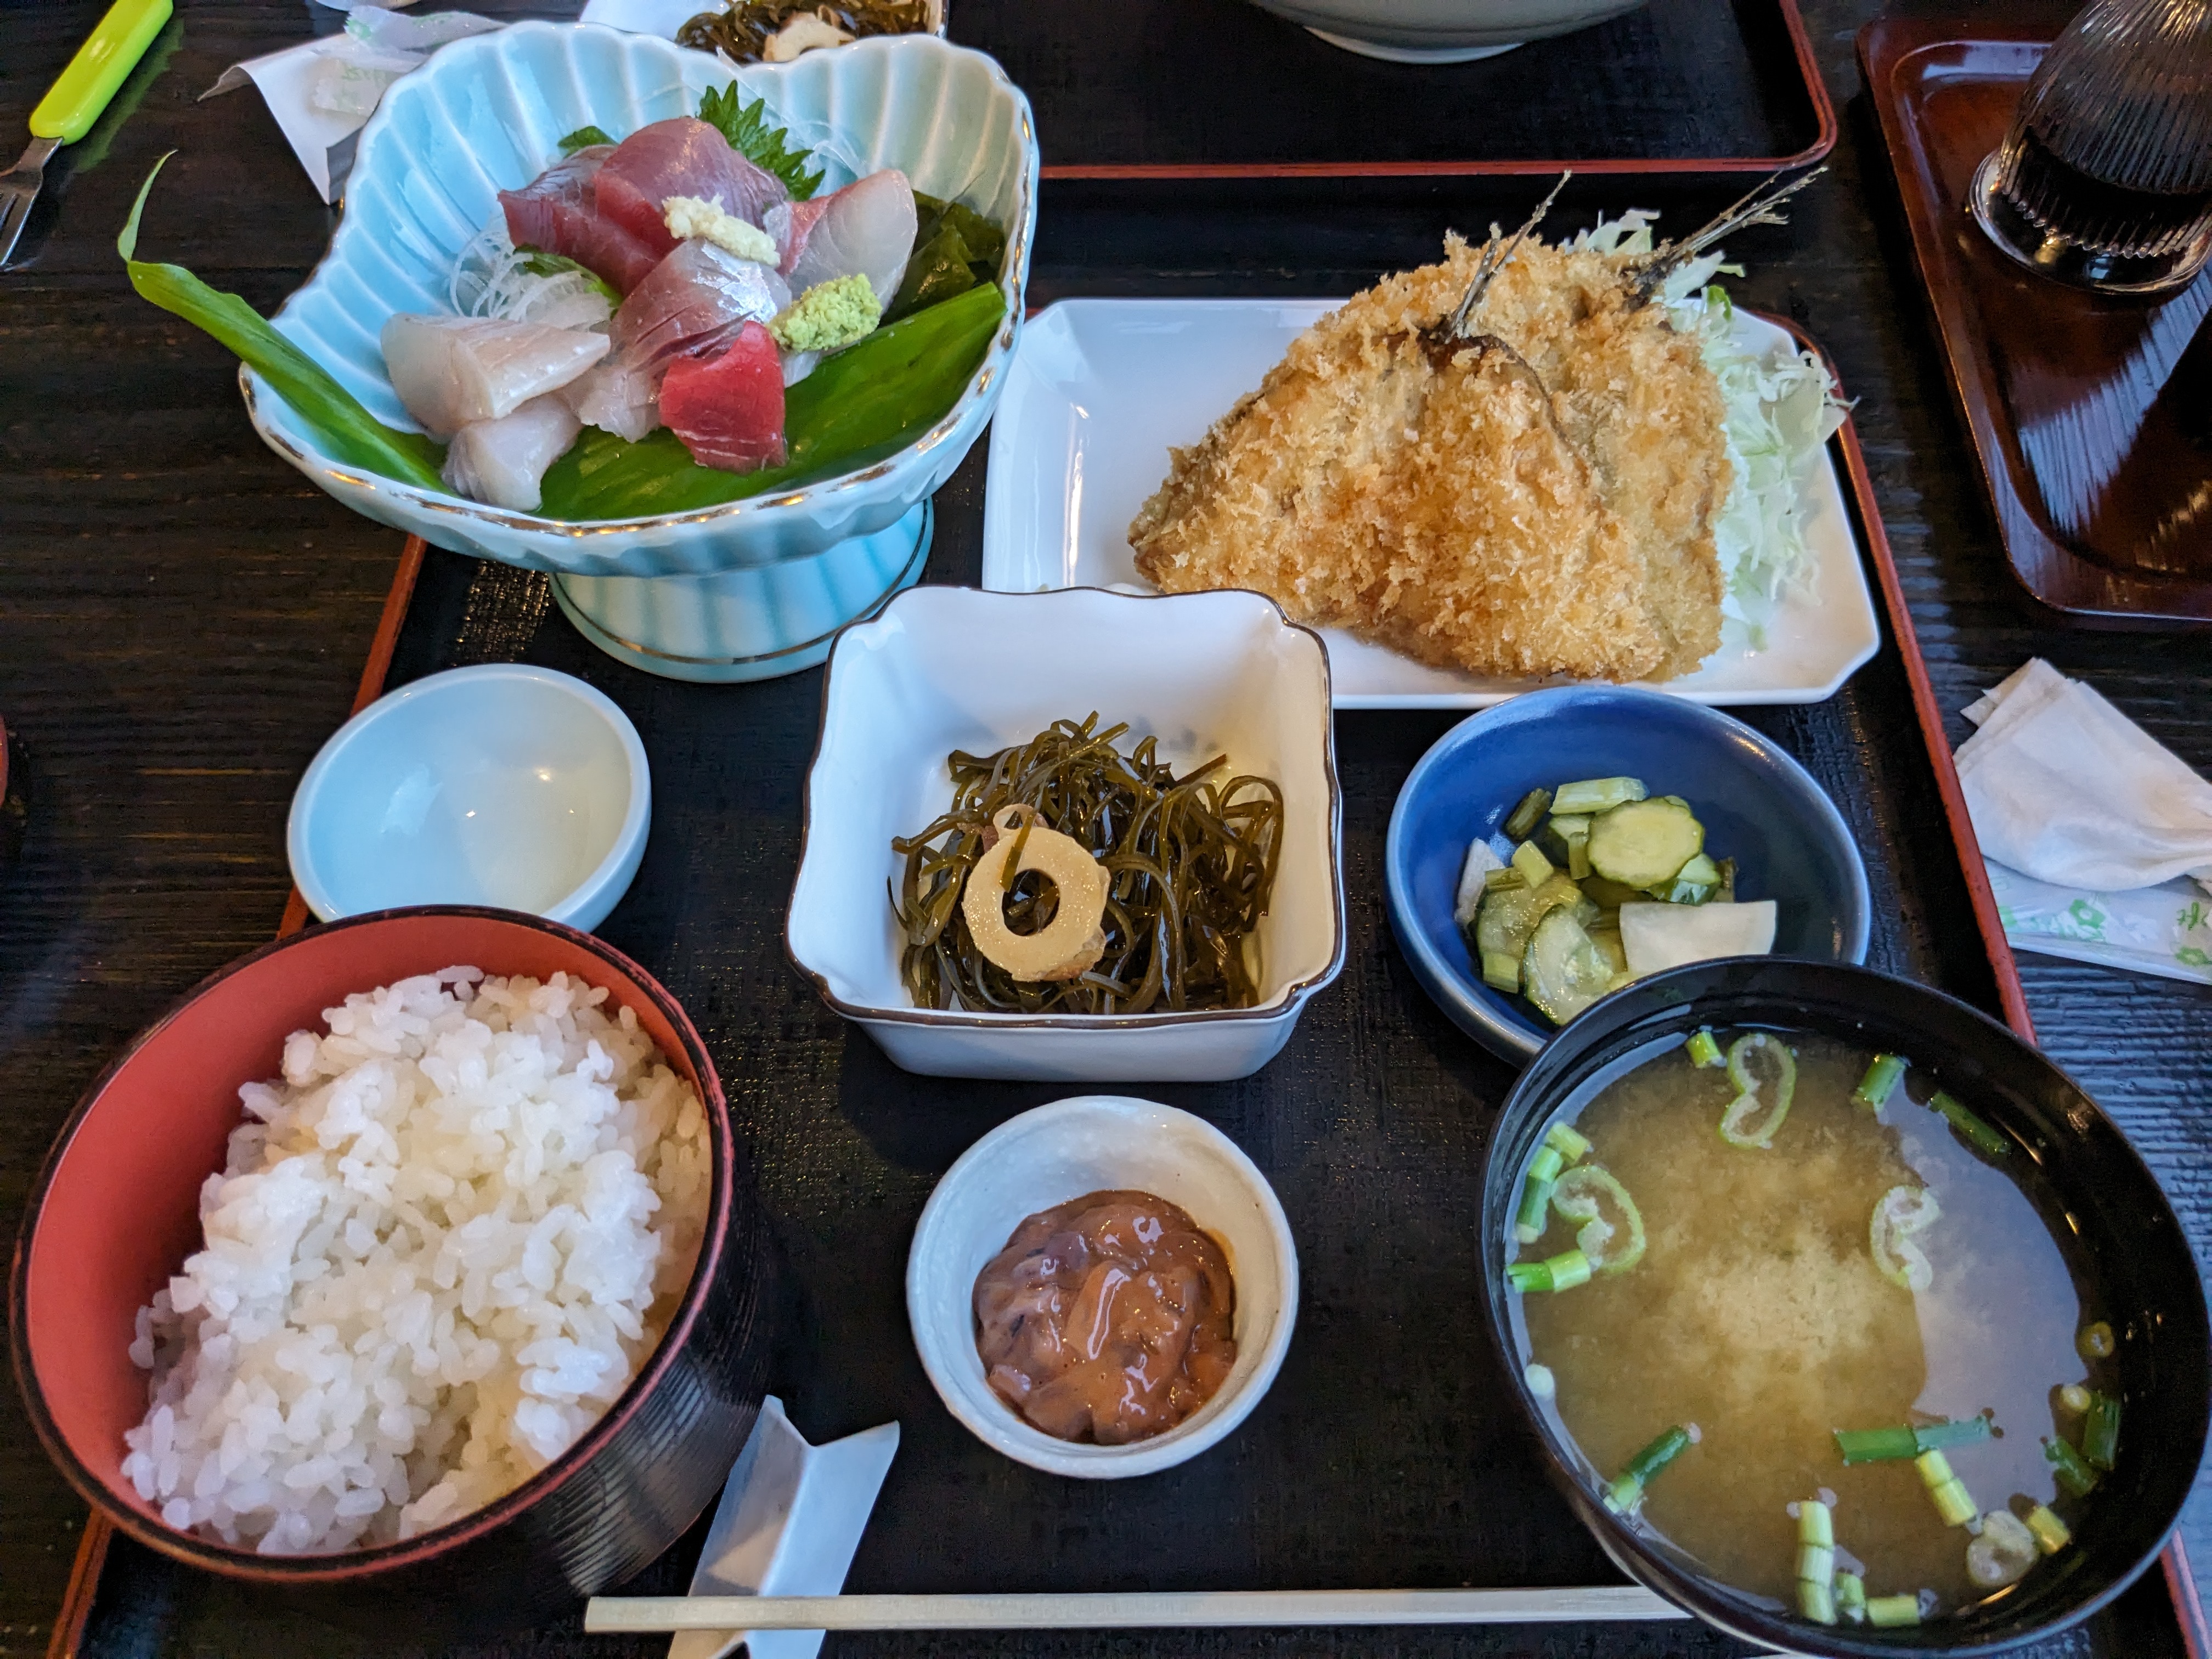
<box><xmin>200</xmin><ymin>3</ymin><xmax>501</xmax><ymax>202</ymax></box>
<box><xmin>1957</xmin><ymin>658</ymin><xmax>2212</xmax><ymax>985</ymax></box>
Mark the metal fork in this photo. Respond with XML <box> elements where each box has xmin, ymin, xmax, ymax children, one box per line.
<box><xmin>0</xmin><ymin>137</ymin><xmax>61</xmax><ymax>269</ymax></box>
<box><xmin>2</xmin><ymin>0</ymin><xmax>174</xmax><ymax>269</ymax></box>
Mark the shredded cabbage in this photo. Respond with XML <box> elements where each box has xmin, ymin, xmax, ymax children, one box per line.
<box><xmin>1572</xmin><ymin>212</ymin><xmax>1852</xmax><ymax>648</ymax></box>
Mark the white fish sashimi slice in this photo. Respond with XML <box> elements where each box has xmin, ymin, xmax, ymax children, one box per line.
<box><xmin>504</xmin><ymin>272</ymin><xmax>613</xmax><ymax>334</ymax></box>
<box><xmin>440</xmin><ymin>396</ymin><xmax>581</xmax><ymax>513</ymax></box>
<box><xmin>563</xmin><ymin>357</ymin><xmax>662</xmax><ymax>443</ymax></box>
<box><xmin>380</xmin><ymin>314</ymin><xmax>608</xmax><ymax>440</ymax></box>
<box><xmin>781</xmin><ymin>170</ymin><xmax>916</xmax><ymax>311</ymax></box>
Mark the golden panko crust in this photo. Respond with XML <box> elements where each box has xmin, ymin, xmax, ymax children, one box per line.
<box><xmin>1128</xmin><ymin>233</ymin><xmax>1733</xmax><ymax>684</ymax></box>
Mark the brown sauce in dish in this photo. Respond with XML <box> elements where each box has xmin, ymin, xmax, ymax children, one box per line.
<box><xmin>973</xmin><ymin>1189</ymin><xmax>1237</xmax><ymax>1444</ymax></box>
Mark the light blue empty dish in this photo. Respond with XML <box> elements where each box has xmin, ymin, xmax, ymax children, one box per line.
<box><xmin>288</xmin><ymin>665</ymin><xmax>651</xmax><ymax>933</ymax></box>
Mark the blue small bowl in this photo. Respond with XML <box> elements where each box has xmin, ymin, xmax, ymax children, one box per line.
<box><xmin>1384</xmin><ymin>687</ymin><xmax>1871</xmax><ymax>1064</ymax></box>
<box><xmin>289</xmin><ymin>665</ymin><xmax>651</xmax><ymax>935</ymax></box>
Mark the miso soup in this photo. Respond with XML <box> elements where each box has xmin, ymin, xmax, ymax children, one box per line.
<box><xmin>1509</xmin><ymin>1029</ymin><xmax>2114</xmax><ymax>1628</ymax></box>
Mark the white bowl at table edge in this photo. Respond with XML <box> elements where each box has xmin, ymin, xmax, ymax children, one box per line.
<box><xmin>906</xmin><ymin>1094</ymin><xmax>1299</xmax><ymax>1478</ymax></box>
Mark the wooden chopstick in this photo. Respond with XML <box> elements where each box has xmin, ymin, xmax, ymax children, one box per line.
<box><xmin>583</xmin><ymin>1585</ymin><xmax>1684</xmax><ymax>1633</ymax></box>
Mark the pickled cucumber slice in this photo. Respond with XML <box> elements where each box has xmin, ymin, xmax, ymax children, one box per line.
<box><xmin>1578</xmin><ymin>874</ymin><xmax>1649</xmax><ymax>909</ymax></box>
<box><xmin>1522</xmin><ymin>909</ymin><xmax>1617</xmax><ymax>1026</ymax></box>
<box><xmin>1511</xmin><ymin>840</ymin><xmax>1554</xmax><ymax>887</ymax></box>
<box><xmin>1589</xmin><ymin>925</ymin><xmax>1628</xmax><ymax>979</ymax></box>
<box><xmin>1538</xmin><ymin>814</ymin><xmax>1590</xmax><ymax>867</ymax></box>
<box><xmin>1476</xmin><ymin>872</ymin><xmax>1583</xmax><ymax>964</ymax></box>
<box><xmin>1650</xmin><ymin>851</ymin><xmax>1723</xmax><ymax>905</ymax></box>
<box><xmin>1502</xmin><ymin>788</ymin><xmax>1552</xmax><ymax>842</ymax></box>
<box><xmin>1551</xmin><ymin>777</ymin><xmax>1649</xmax><ymax>815</ymax></box>
<box><xmin>1587</xmin><ymin>798</ymin><xmax>1705</xmax><ymax>889</ymax></box>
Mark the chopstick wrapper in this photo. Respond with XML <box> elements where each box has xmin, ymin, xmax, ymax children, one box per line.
<box><xmin>200</xmin><ymin>4</ymin><xmax>501</xmax><ymax>202</ymax></box>
<box><xmin>1957</xmin><ymin>659</ymin><xmax>2212</xmax><ymax>985</ymax></box>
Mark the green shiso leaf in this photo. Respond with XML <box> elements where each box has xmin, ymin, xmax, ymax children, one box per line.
<box><xmin>557</xmin><ymin>123</ymin><xmax>615</xmax><ymax>154</ymax></box>
<box><xmin>696</xmin><ymin>82</ymin><xmax>824</xmax><ymax>201</ymax></box>
<box><xmin>119</xmin><ymin>155</ymin><xmax>445</xmax><ymax>493</ymax></box>
<box><xmin>884</xmin><ymin>222</ymin><xmax>977</xmax><ymax>324</ymax></box>
<box><xmin>886</xmin><ymin>193</ymin><xmax>1009</xmax><ymax>324</ymax></box>
<box><xmin>538</xmin><ymin>279</ymin><xmax>1004</xmax><ymax>518</ymax></box>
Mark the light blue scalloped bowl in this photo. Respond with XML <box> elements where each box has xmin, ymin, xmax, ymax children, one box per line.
<box><xmin>245</xmin><ymin>24</ymin><xmax>1036</xmax><ymax>679</ymax></box>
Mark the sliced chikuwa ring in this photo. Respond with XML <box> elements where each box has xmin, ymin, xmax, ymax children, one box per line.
<box><xmin>962</xmin><ymin>805</ymin><xmax>1108</xmax><ymax>983</ymax></box>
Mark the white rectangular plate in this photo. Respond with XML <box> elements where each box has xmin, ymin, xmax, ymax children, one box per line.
<box><xmin>981</xmin><ymin>298</ymin><xmax>1882</xmax><ymax>710</ymax></box>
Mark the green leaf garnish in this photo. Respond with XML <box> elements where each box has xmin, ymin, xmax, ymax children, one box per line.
<box><xmin>557</xmin><ymin>124</ymin><xmax>616</xmax><ymax>154</ymax></box>
<box><xmin>120</xmin><ymin>156</ymin><xmax>445</xmax><ymax>492</ymax></box>
<box><xmin>696</xmin><ymin>82</ymin><xmax>824</xmax><ymax>201</ymax></box>
<box><xmin>887</xmin><ymin>193</ymin><xmax>1010</xmax><ymax>324</ymax></box>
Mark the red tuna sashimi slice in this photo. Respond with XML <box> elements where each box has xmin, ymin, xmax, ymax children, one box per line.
<box><xmin>498</xmin><ymin>146</ymin><xmax>663</xmax><ymax>296</ymax></box>
<box><xmin>592</xmin><ymin>118</ymin><xmax>790</xmax><ymax>262</ymax></box>
<box><xmin>565</xmin><ymin>242</ymin><xmax>789</xmax><ymax>443</ymax></box>
<box><xmin>660</xmin><ymin>321</ymin><xmax>787</xmax><ymax>472</ymax></box>
<box><xmin>780</xmin><ymin>169</ymin><xmax>916</xmax><ymax>309</ymax></box>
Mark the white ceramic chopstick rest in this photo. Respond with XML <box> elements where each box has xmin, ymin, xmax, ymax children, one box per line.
<box><xmin>671</xmin><ymin>1396</ymin><xmax>901</xmax><ymax>1659</ymax></box>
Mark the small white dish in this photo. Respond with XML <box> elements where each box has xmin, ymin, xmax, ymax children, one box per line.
<box><xmin>906</xmin><ymin>1095</ymin><xmax>1298</xmax><ymax>1480</ymax></box>
<box><xmin>981</xmin><ymin>298</ymin><xmax>1882</xmax><ymax>710</ymax></box>
<box><xmin>288</xmin><ymin>664</ymin><xmax>650</xmax><ymax>933</ymax></box>
<box><xmin>784</xmin><ymin>585</ymin><xmax>1345</xmax><ymax>1082</ymax></box>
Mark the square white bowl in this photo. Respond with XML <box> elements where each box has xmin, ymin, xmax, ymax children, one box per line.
<box><xmin>786</xmin><ymin>586</ymin><xmax>1344</xmax><ymax>1081</ymax></box>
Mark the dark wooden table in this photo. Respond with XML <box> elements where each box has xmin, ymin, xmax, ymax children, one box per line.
<box><xmin>3</xmin><ymin>0</ymin><xmax>2208</xmax><ymax>1655</ymax></box>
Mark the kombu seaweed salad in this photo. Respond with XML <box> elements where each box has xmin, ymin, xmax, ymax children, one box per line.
<box><xmin>894</xmin><ymin>716</ymin><xmax>1285</xmax><ymax>1015</ymax></box>
<box><xmin>119</xmin><ymin>88</ymin><xmax>1007</xmax><ymax>521</ymax></box>
<box><xmin>677</xmin><ymin>0</ymin><xmax>935</xmax><ymax>63</ymax></box>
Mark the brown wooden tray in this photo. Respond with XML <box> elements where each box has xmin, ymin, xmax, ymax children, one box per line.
<box><xmin>1859</xmin><ymin>17</ymin><xmax>2212</xmax><ymax>627</ymax></box>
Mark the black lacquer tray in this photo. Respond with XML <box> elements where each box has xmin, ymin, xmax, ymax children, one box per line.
<box><xmin>57</xmin><ymin>398</ymin><xmax>2204</xmax><ymax>1656</ymax></box>
<box><xmin>945</xmin><ymin>0</ymin><xmax>1832</xmax><ymax>182</ymax></box>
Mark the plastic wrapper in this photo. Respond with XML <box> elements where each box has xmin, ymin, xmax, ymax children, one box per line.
<box><xmin>1988</xmin><ymin>861</ymin><xmax>2212</xmax><ymax>986</ymax></box>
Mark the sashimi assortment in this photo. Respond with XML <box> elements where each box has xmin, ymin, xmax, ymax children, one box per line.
<box><xmin>116</xmin><ymin>81</ymin><xmax>1009</xmax><ymax>521</ymax></box>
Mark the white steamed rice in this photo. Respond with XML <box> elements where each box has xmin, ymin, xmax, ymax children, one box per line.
<box><xmin>120</xmin><ymin>967</ymin><xmax>712</xmax><ymax>1556</ymax></box>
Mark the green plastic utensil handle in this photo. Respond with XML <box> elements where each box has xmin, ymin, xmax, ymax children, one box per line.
<box><xmin>29</xmin><ymin>0</ymin><xmax>174</xmax><ymax>145</ymax></box>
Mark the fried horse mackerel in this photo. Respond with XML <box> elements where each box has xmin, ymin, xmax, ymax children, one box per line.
<box><xmin>1130</xmin><ymin>174</ymin><xmax>1826</xmax><ymax>685</ymax></box>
